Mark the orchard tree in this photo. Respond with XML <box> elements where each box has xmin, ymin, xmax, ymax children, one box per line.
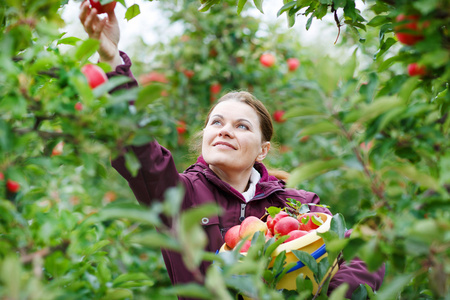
<box><xmin>1</xmin><ymin>0</ymin><xmax>449</xmax><ymax>299</ymax></box>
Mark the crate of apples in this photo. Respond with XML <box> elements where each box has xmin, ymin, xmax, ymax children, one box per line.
<box><xmin>220</xmin><ymin>210</ymin><xmax>336</xmax><ymax>293</ymax></box>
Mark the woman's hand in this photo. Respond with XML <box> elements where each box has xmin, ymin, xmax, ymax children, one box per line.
<box><xmin>79</xmin><ymin>0</ymin><xmax>122</xmax><ymax>69</ymax></box>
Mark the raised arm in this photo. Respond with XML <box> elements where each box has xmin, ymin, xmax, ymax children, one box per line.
<box><xmin>79</xmin><ymin>0</ymin><xmax>122</xmax><ymax>69</ymax></box>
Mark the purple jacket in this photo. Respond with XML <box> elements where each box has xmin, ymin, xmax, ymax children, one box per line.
<box><xmin>109</xmin><ymin>52</ymin><xmax>385</xmax><ymax>299</ymax></box>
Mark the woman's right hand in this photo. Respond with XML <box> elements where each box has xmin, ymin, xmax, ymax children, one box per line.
<box><xmin>79</xmin><ymin>0</ymin><xmax>122</xmax><ymax>69</ymax></box>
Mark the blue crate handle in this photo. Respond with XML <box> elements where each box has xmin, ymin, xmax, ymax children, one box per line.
<box><xmin>285</xmin><ymin>243</ymin><xmax>327</xmax><ymax>274</ymax></box>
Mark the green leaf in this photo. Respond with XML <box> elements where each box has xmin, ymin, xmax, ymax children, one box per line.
<box><xmin>130</xmin><ymin>231</ymin><xmax>181</xmax><ymax>251</ymax></box>
<box><xmin>291</xmin><ymin>250</ymin><xmax>318</xmax><ymax>274</ymax></box>
<box><xmin>277</xmin><ymin>1</ymin><xmax>297</xmax><ymax>17</ymax></box>
<box><xmin>84</xmin><ymin>204</ymin><xmax>162</xmax><ymax>227</ymax></box>
<box><xmin>344</xmin><ymin>96</ymin><xmax>404</xmax><ymax>124</ymax></box>
<box><xmin>366</xmin><ymin>15</ymin><xmax>389</xmax><ymax>27</ymax></box>
<box><xmin>134</xmin><ymin>83</ymin><xmax>164</xmax><ymax>111</ymax></box>
<box><xmin>253</xmin><ymin>0</ymin><xmax>264</xmax><ymax>13</ymax></box>
<box><xmin>93</xmin><ymin>75</ymin><xmax>132</xmax><ymax>98</ymax></box>
<box><xmin>288</xmin><ymin>159</ymin><xmax>343</xmax><ymax>188</ymax></box>
<box><xmin>299</xmin><ymin>120</ymin><xmax>341</xmax><ymax>136</ymax></box>
<box><xmin>284</xmin><ymin>107</ymin><xmax>326</xmax><ymax>118</ymax></box>
<box><xmin>389</xmin><ymin>164</ymin><xmax>440</xmax><ymax>192</ymax></box>
<box><xmin>113</xmin><ymin>273</ymin><xmax>153</xmax><ymax>287</ymax></box>
<box><xmin>373</xmin><ymin>274</ymin><xmax>414</xmax><ymax>300</ymax></box>
<box><xmin>125</xmin><ymin>4</ymin><xmax>140</xmax><ymax>21</ymax></box>
<box><xmin>357</xmin><ymin>238</ymin><xmax>385</xmax><ymax>271</ymax></box>
<box><xmin>237</xmin><ymin>0</ymin><xmax>247</xmax><ymax>15</ymax></box>
<box><xmin>75</xmin><ymin>39</ymin><xmax>100</xmax><ymax>62</ymax></box>
<box><xmin>198</xmin><ymin>0</ymin><xmax>220</xmax><ymax>12</ymax></box>
<box><xmin>57</xmin><ymin>36</ymin><xmax>81</xmax><ymax>46</ymax></box>
<box><xmin>83</xmin><ymin>240</ymin><xmax>110</xmax><ymax>256</ymax></box>
<box><xmin>101</xmin><ymin>288</ymin><xmax>133</xmax><ymax>300</ymax></box>
<box><xmin>330</xmin><ymin>213</ymin><xmax>346</xmax><ymax>239</ymax></box>
<box><xmin>329</xmin><ymin>283</ymin><xmax>349</xmax><ymax>299</ymax></box>
<box><xmin>124</xmin><ymin>150</ymin><xmax>141</xmax><ymax>177</ymax></box>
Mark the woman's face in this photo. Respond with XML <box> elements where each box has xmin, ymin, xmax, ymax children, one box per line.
<box><xmin>202</xmin><ymin>100</ymin><xmax>270</xmax><ymax>174</ymax></box>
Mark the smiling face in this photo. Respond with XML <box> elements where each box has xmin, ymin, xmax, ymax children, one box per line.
<box><xmin>202</xmin><ymin>99</ymin><xmax>270</xmax><ymax>175</ymax></box>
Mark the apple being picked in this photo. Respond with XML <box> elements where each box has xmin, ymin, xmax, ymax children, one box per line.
<box><xmin>298</xmin><ymin>212</ymin><xmax>323</xmax><ymax>231</ymax></box>
<box><xmin>89</xmin><ymin>0</ymin><xmax>117</xmax><ymax>14</ymax></box>
<box><xmin>81</xmin><ymin>64</ymin><xmax>108</xmax><ymax>89</ymax></box>
<box><xmin>224</xmin><ymin>225</ymin><xmax>241</xmax><ymax>249</ymax></box>
<box><xmin>239</xmin><ymin>216</ymin><xmax>268</xmax><ymax>240</ymax></box>
<box><xmin>274</xmin><ymin>216</ymin><xmax>300</xmax><ymax>236</ymax></box>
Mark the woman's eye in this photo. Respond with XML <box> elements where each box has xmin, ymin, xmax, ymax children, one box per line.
<box><xmin>211</xmin><ymin>120</ymin><xmax>221</xmax><ymax>126</ymax></box>
<box><xmin>238</xmin><ymin>124</ymin><xmax>248</xmax><ymax>130</ymax></box>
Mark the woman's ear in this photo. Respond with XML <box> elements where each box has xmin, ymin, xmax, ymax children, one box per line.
<box><xmin>256</xmin><ymin>142</ymin><xmax>270</xmax><ymax>162</ymax></box>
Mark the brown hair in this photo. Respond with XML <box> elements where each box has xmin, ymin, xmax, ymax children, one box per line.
<box><xmin>204</xmin><ymin>91</ymin><xmax>274</xmax><ymax>142</ymax></box>
<box><xmin>191</xmin><ymin>91</ymin><xmax>289</xmax><ymax>181</ymax></box>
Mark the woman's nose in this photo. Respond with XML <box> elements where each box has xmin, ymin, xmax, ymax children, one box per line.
<box><xmin>218</xmin><ymin>124</ymin><xmax>234</xmax><ymax>138</ymax></box>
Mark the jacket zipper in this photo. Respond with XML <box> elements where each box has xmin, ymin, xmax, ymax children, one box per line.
<box><xmin>239</xmin><ymin>203</ymin><xmax>246</xmax><ymax>222</ymax></box>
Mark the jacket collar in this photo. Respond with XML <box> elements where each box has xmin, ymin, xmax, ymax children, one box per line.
<box><xmin>187</xmin><ymin>156</ymin><xmax>285</xmax><ymax>200</ymax></box>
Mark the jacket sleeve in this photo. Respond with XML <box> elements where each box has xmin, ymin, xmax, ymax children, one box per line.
<box><xmin>111</xmin><ymin>141</ymin><xmax>182</xmax><ymax>207</ymax></box>
<box><xmin>106</xmin><ymin>51</ymin><xmax>139</xmax><ymax>94</ymax></box>
<box><xmin>107</xmin><ymin>52</ymin><xmax>187</xmax><ymax>209</ymax></box>
<box><xmin>328</xmin><ymin>230</ymin><xmax>385</xmax><ymax>297</ymax></box>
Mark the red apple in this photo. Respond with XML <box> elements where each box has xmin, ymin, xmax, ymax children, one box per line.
<box><xmin>260</xmin><ymin>53</ymin><xmax>275</xmax><ymax>67</ymax></box>
<box><xmin>407</xmin><ymin>63</ymin><xmax>427</xmax><ymax>77</ymax></box>
<box><xmin>300</xmin><ymin>135</ymin><xmax>310</xmax><ymax>143</ymax></box>
<box><xmin>240</xmin><ymin>240</ymin><xmax>252</xmax><ymax>253</ymax></box>
<box><xmin>0</xmin><ymin>172</ymin><xmax>4</xmax><ymax>180</ymax></box>
<box><xmin>210</xmin><ymin>83</ymin><xmax>222</xmax><ymax>95</ymax></box>
<box><xmin>394</xmin><ymin>14</ymin><xmax>426</xmax><ymax>46</ymax></box>
<box><xmin>6</xmin><ymin>179</ymin><xmax>20</xmax><ymax>193</ymax></box>
<box><xmin>298</xmin><ymin>213</ymin><xmax>323</xmax><ymax>231</ymax></box>
<box><xmin>89</xmin><ymin>0</ymin><xmax>117</xmax><ymax>14</ymax></box>
<box><xmin>274</xmin><ymin>216</ymin><xmax>300</xmax><ymax>236</ymax></box>
<box><xmin>284</xmin><ymin>230</ymin><xmax>309</xmax><ymax>243</ymax></box>
<box><xmin>74</xmin><ymin>102</ymin><xmax>83</xmax><ymax>111</ymax></box>
<box><xmin>267</xmin><ymin>211</ymin><xmax>289</xmax><ymax>235</ymax></box>
<box><xmin>224</xmin><ymin>225</ymin><xmax>241</xmax><ymax>249</ymax></box>
<box><xmin>183</xmin><ymin>69</ymin><xmax>195</xmax><ymax>79</ymax></box>
<box><xmin>81</xmin><ymin>64</ymin><xmax>108</xmax><ymax>89</ymax></box>
<box><xmin>176</xmin><ymin>121</ymin><xmax>187</xmax><ymax>135</ymax></box>
<box><xmin>139</xmin><ymin>71</ymin><xmax>168</xmax><ymax>85</ymax></box>
<box><xmin>239</xmin><ymin>216</ymin><xmax>268</xmax><ymax>240</ymax></box>
<box><xmin>287</xmin><ymin>58</ymin><xmax>300</xmax><ymax>71</ymax></box>
<box><xmin>52</xmin><ymin>141</ymin><xmax>64</xmax><ymax>156</ymax></box>
<box><xmin>273</xmin><ymin>110</ymin><xmax>286</xmax><ymax>123</ymax></box>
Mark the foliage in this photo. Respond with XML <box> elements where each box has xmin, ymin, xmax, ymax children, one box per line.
<box><xmin>1</xmin><ymin>0</ymin><xmax>449</xmax><ymax>299</ymax></box>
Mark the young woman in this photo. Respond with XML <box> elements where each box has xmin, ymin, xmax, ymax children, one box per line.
<box><xmin>79</xmin><ymin>2</ymin><xmax>385</xmax><ymax>298</ymax></box>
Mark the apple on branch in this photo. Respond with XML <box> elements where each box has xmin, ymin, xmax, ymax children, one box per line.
<box><xmin>81</xmin><ymin>64</ymin><xmax>108</xmax><ymax>89</ymax></box>
<box><xmin>273</xmin><ymin>110</ymin><xmax>286</xmax><ymax>123</ymax></box>
<box><xmin>287</xmin><ymin>58</ymin><xmax>300</xmax><ymax>71</ymax></box>
<box><xmin>260</xmin><ymin>53</ymin><xmax>275</xmax><ymax>68</ymax></box>
<box><xmin>6</xmin><ymin>179</ymin><xmax>20</xmax><ymax>193</ymax></box>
